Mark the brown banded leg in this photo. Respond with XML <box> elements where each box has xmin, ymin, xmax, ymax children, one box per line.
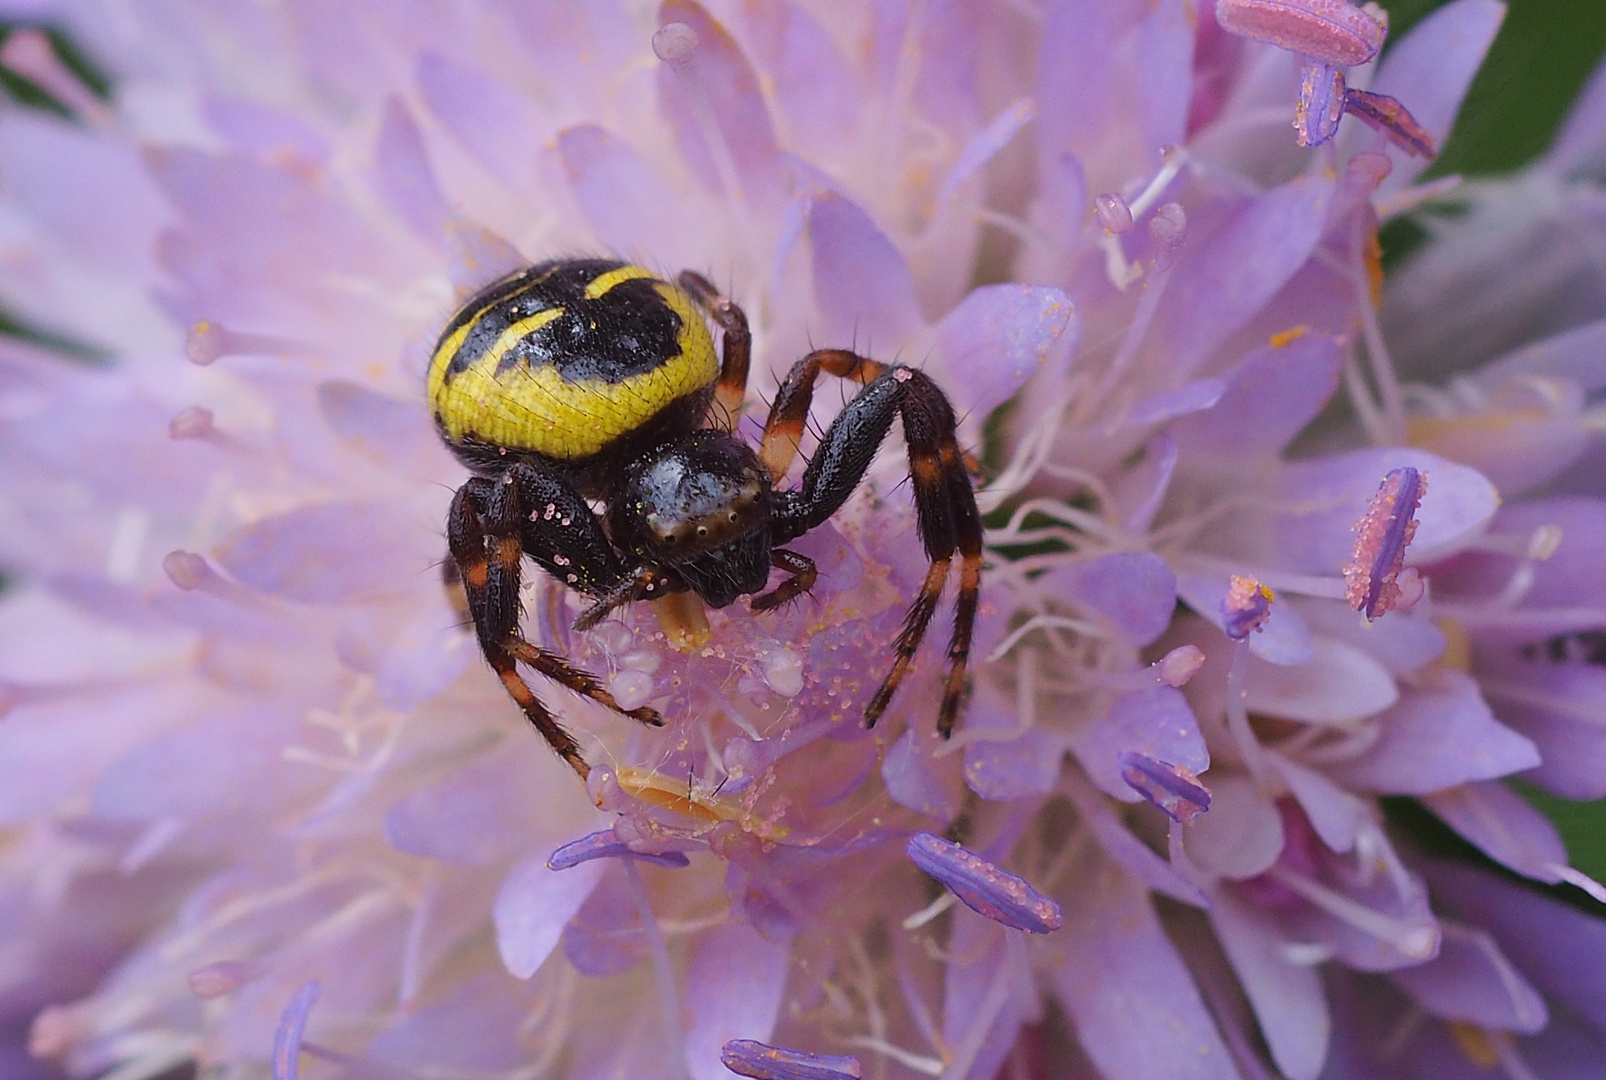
<box><xmin>447</xmin><ymin>474</ymin><xmax>661</xmax><ymax>780</ymax></box>
<box><xmin>678</xmin><ymin>270</ymin><xmax>751</xmax><ymax>432</ymax></box>
<box><xmin>750</xmin><ymin>549</ymin><xmax>817</xmax><ymax>612</ymax></box>
<box><xmin>767</xmin><ymin>358</ymin><xmax>983</xmax><ymax>738</ymax></box>
<box><xmin>759</xmin><ymin>349</ymin><xmax>890</xmax><ymax>482</ymax></box>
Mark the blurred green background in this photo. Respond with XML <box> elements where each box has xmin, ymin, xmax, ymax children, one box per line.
<box><xmin>1391</xmin><ymin>0</ymin><xmax>1606</xmax><ymax>175</ymax></box>
<box><xmin>1</xmin><ymin>1</ymin><xmax>1605</xmax><ymax>890</ymax></box>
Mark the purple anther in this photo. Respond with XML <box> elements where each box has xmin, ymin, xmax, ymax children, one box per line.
<box><xmin>1342</xmin><ymin>88</ymin><xmax>1438</xmax><ymax>158</ymax></box>
<box><xmin>905</xmin><ymin>832</ymin><xmax>1063</xmax><ymax>934</ymax></box>
<box><xmin>1155</xmin><ymin>644</ymin><xmax>1206</xmax><ymax>688</ymax></box>
<box><xmin>1295</xmin><ymin>60</ymin><xmax>1347</xmax><ymax>147</ymax></box>
<box><xmin>1221</xmin><ymin>575</ymin><xmax>1273</xmax><ymax>640</ymax></box>
<box><xmin>1119</xmin><ymin>752</ymin><xmax>1212</xmax><ymax>824</ymax></box>
<box><xmin>546</xmin><ymin>828</ymin><xmax>691</xmax><ymax>871</ymax></box>
<box><xmin>1215</xmin><ymin>0</ymin><xmax>1385</xmax><ymax>67</ymax></box>
<box><xmin>271</xmin><ymin>981</ymin><xmax>320</xmax><ymax>1080</ymax></box>
<box><xmin>1094</xmin><ymin>192</ymin><xmax>1134</xmax><ymax>234</ymax></box>
<box><xmin>1344</xmin><ymin>466</ymin><xmax>1427</xmax><ymax>621</ymax></box>
<box><xmin>721</xmin><ymin>1039</ymin><xmax>863</xmax><ymax>1080</ymax></box>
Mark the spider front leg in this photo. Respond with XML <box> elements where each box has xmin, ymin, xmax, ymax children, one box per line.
<box><xmin>767</xmin><ymin>352</ymin><xmax>983</xmax><ymax>738</ymax></box>
<box><xmin>678</xmin><ymin>269</ymin><xmax>751</xmax><ymax>432</ymax></box>
<box><xmin>446</xmin><ymin>464</ymin><xmax>663</xmax><ymax>780</ymax></box>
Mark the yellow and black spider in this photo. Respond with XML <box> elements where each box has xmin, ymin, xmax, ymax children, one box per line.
<box><xmin>428</xmin><ymin>258</ymin><xmax>982</xmax><ymax>780</ymax></box>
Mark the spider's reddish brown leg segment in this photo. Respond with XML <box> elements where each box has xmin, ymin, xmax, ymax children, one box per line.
<box><xmin>767</xmin><ymin>356</ymin><xmax>982</xmax><ymax>738</ymax></box>
<box><xmin>678</xmin><ymin>270</ymin><xmax>751</xmax><ymax>433</ymax></box>
<box><xmin>759</xmin><ymin>349</ymin><xmax>889</xmax><ymax>482</ymax></box>
<box><xmin>750</xmin><ymin>549</ymin><xmax>818</xmax><ymax>612</ymax></box>
<box><xmin>446</xmin><ymin>470</ymin><xmax>663</xmax><ymax>779</ymax></box>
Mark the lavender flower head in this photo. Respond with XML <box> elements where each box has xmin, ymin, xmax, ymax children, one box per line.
<box><xmin>3</xmin><ymin>2</ymin><xmax>1606</xmax><ymax>1080</ymax></box>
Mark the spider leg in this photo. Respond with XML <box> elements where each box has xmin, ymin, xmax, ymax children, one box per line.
<box><xmin>446</xmin><ymin>467</ymin><xmax>661</xmax><ymax>779</ymax></box>
<box><xmin>678</xmin><ymin>270</ymin><xmax>751</xmax><ymax>432</ymax></box>
<box><xmin>750</xmin><ymin>549</ymin><xmax>817</xmax><ymax>612</ymax></box>
<box><xmin>759</xmin><ymin>348</ymin><xmax>888</xmax><ymax>482</ymax></box>
<box><xmin>769</xmin><ymin>355</ymin><xmax>982</xmax><ymax>738</ymax></box>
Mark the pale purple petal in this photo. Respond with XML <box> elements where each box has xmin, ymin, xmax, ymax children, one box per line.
<box><xmin>1270</xmin><ymin>753</ymin><xmax>1368</xmax><ymax>853</ymax></box>
<box><xmin>1161</xmin><ymin>176</ymin><xmax>1336</xmax><ymax>377</ymax></box>
<box><xmin>737</xmin><ymin>1</ymin><xmax>861</xmax><ymax>158</ymax></box>
<box><xmin>1053</xmin><ymin>552</ymin><xmax>1178</xmax><ymax>646</ymax></box>
<box><xmin>556</xmin><ymin>125</ymin><xmax>700</xmax><ymax>268</ymax></box>
<box><xmin>1051</xmin><ymin>852</ymin><xmax>1238</xmax><ymax>1080</ymax></box>
<box><xmin>1470</xmin><ymin>316</ymin><xmax>1606</xmax><ymax>396</ymax></box>
<box><xmin>684</xmin><ymin>920</ymin><xmax>792</xmax><ymax>1080</ymax></box>
<box><xmin>493</xmin><ymin>852</ymin><xmax>605</xmax><ymax>979</ymax></box>
<box><xmin>372</xmin><ymin>99</ymin><xmax>449</xmax><ymax>243</ymax></box>
<box><xmin>1548</xmin><ymin>53</ymin><xmax>1606</xmax><ymax>176</ymax></box>
<box><xmin>1245</xmin><ymin>635</ymin><xmax>1398</xmax><ymax>723</ymax></box>
<box><xmin>1391</xmin><ymin>925</ymin><xmax>1548</xmax><ymax>1033</ymax></box>
<box><xmin>203</xmin><ymin>95</ymin><xmax>329</xmax><ymax>167</ymax></box>
<box><xmin>906</xmin><ymin>832</ymin><xmax>1063</xmax><ymax>934</ymax></box>
<box><xmin>367</xmin><ymin>975</ymin><xmax>534</xmax><ymax>1073</ymax></box>
<box><xmin>372</xmin><ymin>600</ymin><xmax>476</xmax><ymax>711</ymax></box>
<box><xmin>1425</xmin><ymin>859</ymin><xmax>1606</xmax><ymax>1034</ymax></box>
<box><xmin>416</xmin><ymin>52</ymin><xmax>542</xmax><ymax>185</ymax></box>
<box><xmin>1073</xmin><ymin>684</ymin><xmax>1208</xmax><ymax>801</ymax></box>
<box><xmin>1134</xmin><ymin>0</ymin><xmax>1195</xmax><ymax>151</ymax></box>
<box><xmin>655</xmin><ymin>1</ymin><xmax>781</xmax><ymax>205</ymax></box>
<box><xmin>1477</xmin><ymin>653</ymin><xmax>1606</xmax><ymax>799</ymax></box>
<box><xmin>316</xmin><ymin>380</ymin><xmax>441</xmax><ymax>467</ymax></box>
<box><xmin>1369</xmin><ymin>0</ymin><xmax>1505</xmax><ymax>193</ymax></box>
<box><xmin>1422</xmin><ymin>782</ymin><xmax>1575</xmax><ymax>887</ymax></box>
<box><xmin>1124</xmin><ymin>378</ymin><xmax>1227</xmax><ymax>428</ymax></box>
<box><xmin>881</xmin><ymin>728</ymin><xmax>963</xmax><ymax>819</ymax></box>
<box><xmin>385</xmin><ymin>753</ymin><xmax>566</xmax><ymax>866</ymax></box>
<box><xmin>1064</xmin><ymin>769</ymin><xmax>1209</xmax><ymax>907</ymax></box>
<box><xmin>213</xmin><ymin>500</ymin><xmax>436</xmax><ymax>604</ymax></box>
<box><xmin>721</xmin><ymin>1039</ymin><xmax>861</xmax><ymax>1080</ymax></box>
<box><xmin>964</xmin><ymin>725</ymin><xmax>1063</xmax><ymax>800</ymax></box>
<box><xmin>940</xmin><ymin>909</ymin><xmax>1034</xmax><ymax>1080</ymax></box>
<box><xmin>1293</xmin><ymin>597</ymin><xmax>1447</xmax><ymax>676</ymax></box>
<box><xmin>1265</xmin><ymin>449</ymin><xmax>1499</xmax><ymax>571</ymax></box>
<box><xmin>932</xmin><ymin>283</ymin><xmax>1075</xmax><ymax>421</ymax></box>
<box><xmin>808</xmin><ymin>193</ymin><xmax>925</xmax><ymax>351</ymax></box>
<box><xmin>1183</xmin><ymin>773</ymin><xmax>1284</xmax><ymax>880</ymax></box>
<box><xmin>1323</xmin><ymin>673</ymin><xmax>1540</xmax><ymax>794</ymax></box>
<box><xmin>1209</xmin><ymin>887</ymin><xmax>1329</xmax><ymax>1080</ymax></box>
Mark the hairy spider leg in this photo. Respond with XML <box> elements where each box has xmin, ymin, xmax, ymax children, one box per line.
<box><xmin>677</xmin><ymin>270</ymin><xmax>751</xmax><ymax>433</ymax></box>
<box><xmin>447</xmin><ymin>466</ymin><xmax>663</xmax><ymax>779</ymax></box>
<box><xmin>749</xmin><ymin>548</ymin><xmax>819</xmax><ymax>612</ymax></box>
<box><xmin>765</xmin><ymin>351</ymin><xmax>983</xmax><ymax>738</ymax></box>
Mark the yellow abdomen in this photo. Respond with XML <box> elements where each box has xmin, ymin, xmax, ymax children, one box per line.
<box><xmin>427</xmin><ymin>260</ymin><xmax>717</xmax><ymax>462</ymax></box>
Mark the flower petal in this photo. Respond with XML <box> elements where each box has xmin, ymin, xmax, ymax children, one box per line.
<box><xmin>808</xmin><ymin>193</ymin><xmax>925</xmax><ymax>351</ymax></box>
<box><xmin>684</xmin><ymin>920</ymin><xmax>793</xmax><ymax>1080</ymax></box>
<box><xmin>493</xmin><ymin>852</ymin><xmax>605</xmax><ymax>979</ymax></box>
<box><xmin>1051</xmin><ymin>852</ymin><xmax>1237</xmax><ymax>1080</ymax></box>
<box><xmin>1323</xmin><ymin>672</ymin><xmax>1540</xmax><ymax>794</ymax></box>
<box><xmin>932</xmin><ymin>283</ymin><xmax>1075</xmax><ymax>421</ymax></box>
<box><xmin>1209</xmin><ymin>888</ymin><xmax>1330</xmax><ymax>1080</ymax></box>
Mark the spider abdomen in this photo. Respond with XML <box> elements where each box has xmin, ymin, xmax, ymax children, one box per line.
<box><xmin>426</xmin><ymin>259</ymin><xmax>718</xmax><ymax>468</ymax></box>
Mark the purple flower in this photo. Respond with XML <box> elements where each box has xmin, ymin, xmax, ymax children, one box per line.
<box><xmin>3</xmin><ymin>2</ymin><xmax>1606</xmax><ymax>1080</ymax></box>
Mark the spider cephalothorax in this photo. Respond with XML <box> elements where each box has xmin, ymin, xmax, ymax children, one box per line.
<box><xmin>428</xmin><ymin>258</ymin><xmax>982</xmax><ymax>779</ymax></box>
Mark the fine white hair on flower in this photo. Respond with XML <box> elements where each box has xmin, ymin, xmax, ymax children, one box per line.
<box><xmin>4</xmin><ymin>2</ymin><xmax>1606</xmax><ymax>1080</ymax></box>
